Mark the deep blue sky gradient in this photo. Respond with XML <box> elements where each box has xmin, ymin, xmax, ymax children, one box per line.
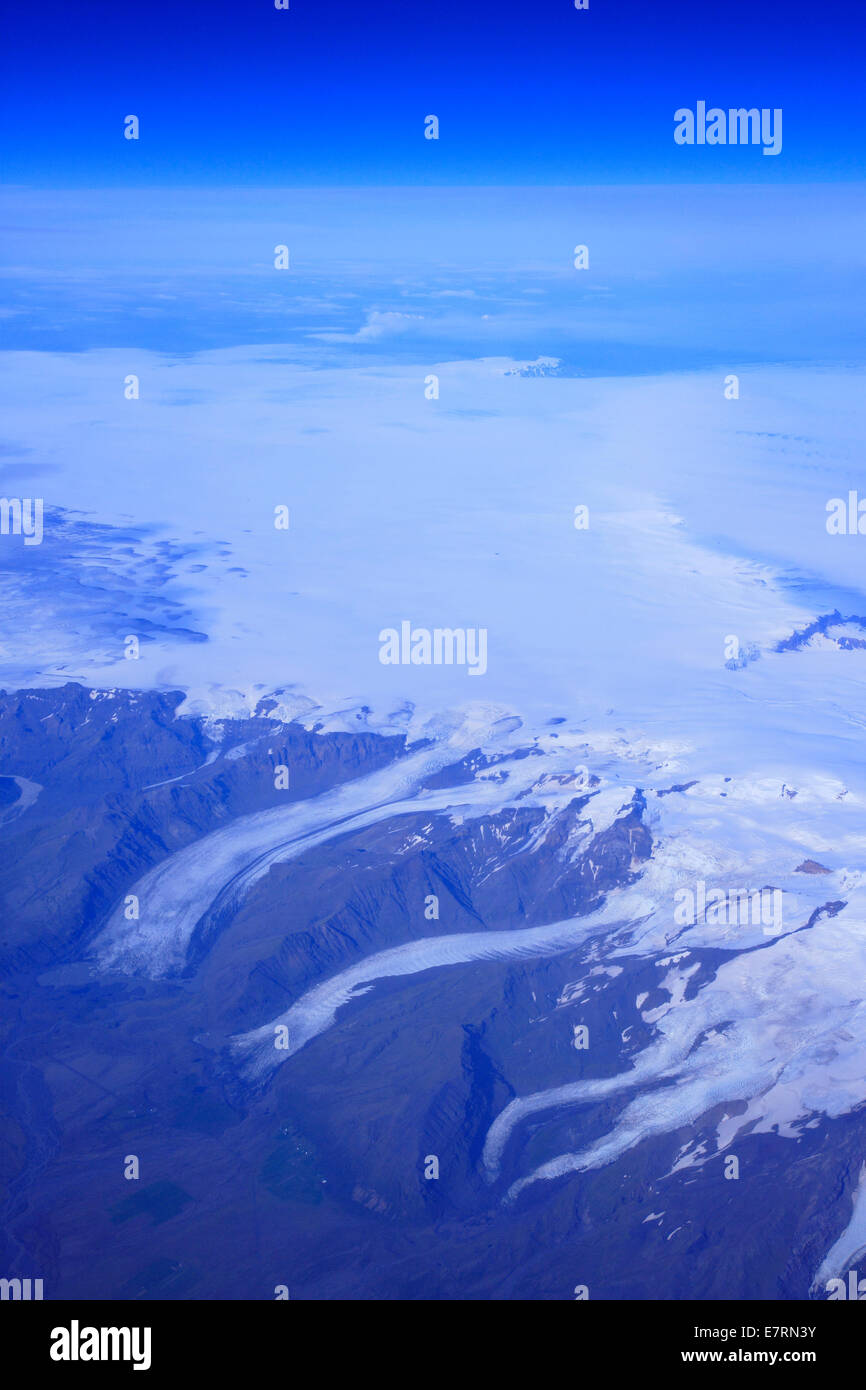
<box><xmin>2</xmin><ymin>0</ymin><xmax>863</xmax><ymax>185</ymax></box>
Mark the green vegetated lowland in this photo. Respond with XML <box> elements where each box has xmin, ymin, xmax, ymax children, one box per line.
<box><xmin>260</xmin><ymin>1118</ymin><xmax>326</xmax><ymax>1205</ymax></box>
<box><xmin>110</xmin><ymin>1180</ymin><xmax>194</xmax><ymax>1226</ymax></box>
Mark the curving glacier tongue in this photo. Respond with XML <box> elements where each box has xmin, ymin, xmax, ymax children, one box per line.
<box><xmin>231</xmin><ymin>911</ymin><xmax>623</xmax><ymax>1075</ymax></box>
<box><xmin>92</xmin><ymin>713</ymin><xmax>530</xmax><ymax>977</ymax></box>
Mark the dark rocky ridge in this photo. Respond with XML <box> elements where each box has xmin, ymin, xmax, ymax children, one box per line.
<box><xmin>0</xmin><ymin>683</ymin><xmax>405</xmax><ymax>975</ymax></box>
<box><xmin>1</xmin><ymin>683</ymin><xmax>863</xmax><ymax>1301</ymax></box>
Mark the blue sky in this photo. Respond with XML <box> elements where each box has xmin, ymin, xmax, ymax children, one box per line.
<box><xmin>5</xmin><ymin>2</ymin><xmax>866</xmax><ymax>1313</ymax></box>
<box><xmin>2</xmin><ymin>0</ymin><xmax>863</xmax><ymax>186</ymax></box>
